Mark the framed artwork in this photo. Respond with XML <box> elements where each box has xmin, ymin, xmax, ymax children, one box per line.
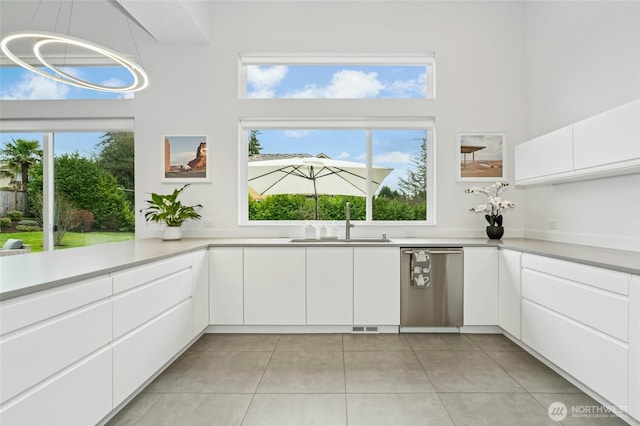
<box><xmin>163</xmin><ymin>135</ymin><xmax>210</xmax><ymax>182</ymax></box>
<box><xmin>458</xmin><ymin>132</ymin><xmax>505</xmax><ymax>181</ymax></box>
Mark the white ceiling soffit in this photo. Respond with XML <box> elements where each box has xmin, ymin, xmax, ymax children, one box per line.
<box><xmin>116</xmin><ymin>0</ymin><xmax>211</xmax><ymax>43</ymax></box>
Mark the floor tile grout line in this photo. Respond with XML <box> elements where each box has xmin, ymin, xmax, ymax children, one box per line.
<box><xmin>237</xmin><ymin>334</ymin><xmax>280</xmax><ymax>426</ymax></box>
<box><xmin>408</xmin><ymin>335</ymin><xmax>458</xmax><ymax>426</ymax></box>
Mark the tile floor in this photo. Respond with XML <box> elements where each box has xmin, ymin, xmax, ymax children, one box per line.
<box><xmin>107</xmin><ymin>333</ymin><xmax>627</xmax><ymax>426</ymax></box>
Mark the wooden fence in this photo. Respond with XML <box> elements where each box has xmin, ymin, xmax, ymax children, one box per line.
<box><xmin>0</xmin><ymin>190</ymin><xmax>28</xmax><ymax>216</ymax></box>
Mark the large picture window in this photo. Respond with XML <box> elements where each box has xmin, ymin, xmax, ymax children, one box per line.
<box><xmin>0</xmin><ymin>125</ymin><xmax>135</xmax><ymax>252</ymax></box>
<box><xmin>240</xmin><ymin>119</ymin><xmax>435</xmax><ymax>224</ymax></box>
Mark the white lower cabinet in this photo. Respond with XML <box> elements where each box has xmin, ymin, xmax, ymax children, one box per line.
<box><xmin>243</xmin><ymin>247</ymin><xmax>306</xmax><ymax>325</ymax></box>
<box><xmin>463</xmin><ymin>247</ymin><xmax>498</xmax><ymax>325</ymax></box>
<box><xmin>306</xmin><ymin>247</ymin><xmax>353</xmax><ymax>325</ymax></box>
<box><xmin>112</xmin><ymin>300</ymin><xmax>192</xmax><ymax>407</ymax></box>
<box><xmin>498</xmin><ymin>249</ymin><xmax>521</xmax><ymax>338</ymax></box>
<box><xmin>0</xmin><ymin>275</ymin><xmax>113</xmax><ymax>426</ymax></box>
<box><xmin>209</xmin><ymin>248</ymin><xmax>244</xmax><ymax>324</ymax></box>
<box><xmin>0</xmin><ymin>347</ymin><xmax>112</xmax><ymax>426</ymax></box>
<box><xmin>630</xmin><ymin>275</ymin><xmax>640</xmax><ymax>419</ymax></box>
<box><xmin>521</xmin><ymin>254</ymin><xmax>631</xmax><ymax>411</ymax></box>
<box><xmin>192</xmin><ymin>250</ymin><xmax>210</xmax><ymax>335</ymax></box>
<box><xmin>110</xmin><ymin>254</ymin><xmax>197</xmax><ymax>407</ymax></box>
<box><xmin>353</xmin><ymin>247</ymin><xmax>400</xmax><ymax>325</ymax></box>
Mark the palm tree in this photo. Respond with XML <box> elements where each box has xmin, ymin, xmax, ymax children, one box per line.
<box><xmin>0</xmin><ymin>138</ymin><xmax>42</xmax><ymax>191</ymax></box>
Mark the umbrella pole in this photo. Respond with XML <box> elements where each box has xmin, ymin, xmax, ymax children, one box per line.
<box><xmin>313</xmin><ymin>179</ymin><xmax>319</xmax><ymax>220</ymax></box>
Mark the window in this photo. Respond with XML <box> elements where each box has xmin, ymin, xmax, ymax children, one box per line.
<box><xmin>239</xmin><ymin>54</ymin><xmax>435</xmax><ymax>99</ymax></box>
<box><xmin>0</xmin><ymin>126</ymin><xmax>135</xmax><ymax>252</ymax></box>
<box><xmin>241</xmin><ymin>118</ymin><xmax>435</xmax><ymax>224</ymax></box>
<box><xmin>0</xmin><ymin>66</ymin><xmax>135</xmax><ymax>100</ymax></box>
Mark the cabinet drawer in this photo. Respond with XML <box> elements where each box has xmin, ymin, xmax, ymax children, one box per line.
<box><xmin>522</xmin><ymin>269</ymin><xmax>628</xmax><ymax>342</ymax></box>
<box><xmin>112</xmin><ymin>268</ymin><xmax>192</xmax><ymax>339</ymax></box>
<box><xmin>0</xmin><ymin>275</ymin><xmax>111</xmax><ymax>335</ymax></box>
<box><xmin>522</xmin><ymin>300</ymin><xmax>628</xmax><ymax>409</ymax></box>
<box><xmin>0</xmin><ymin>300</ymin><xmax>111</xmax><ymax>404</ymax></box>
<box><xmin>0</xmin><ymin>347</ymin><xmax>112</xmax><ymax>426</ymax></box>
<box><xmin>112</xmin><ymin>299</ymin><xmax>192</xmax><ymax>407</ymax></box>
<box><xmin>112</xmin><ymin>254</ymin><xmax>193</xmax><ymax>294</ymax></box>
<box><xmin>522</xmin><ymin>254</ymin><xmax>628</xmax><ymax>295</ymax></box>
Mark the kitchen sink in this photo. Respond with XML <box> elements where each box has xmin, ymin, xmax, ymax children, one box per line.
<box><xmin>289</xmin><ymin>237</ymin><xmax>392</xmax><ymax>243</ymax></box>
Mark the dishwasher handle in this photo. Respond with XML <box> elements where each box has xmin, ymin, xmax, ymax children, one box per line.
<box><xmin>402</xmin><ymin>249</ymin><xmax>463</xmax><ymax>255</ymax></box>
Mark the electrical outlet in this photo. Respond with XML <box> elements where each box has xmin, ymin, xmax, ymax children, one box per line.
<box><xmin>548</xmin><ymin>220</ymin><xmax>558</xmax><ymax>230</ymax></box>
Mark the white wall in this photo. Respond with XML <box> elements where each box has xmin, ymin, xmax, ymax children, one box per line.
<box><xmin>133</xmin><ymin>1</ymin><xmax>527</xmax><ymax>239</ymax></box>
<box><xmin>522</xmin><ymin>1</ymin><xmax>640</xmax><ymax>251</ymax></box>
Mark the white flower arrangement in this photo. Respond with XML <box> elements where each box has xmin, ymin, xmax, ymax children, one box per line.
<box><xmin>464</xmin><ymin>181</ymin><xmax>515</xmax><ymax>226</ymax></box>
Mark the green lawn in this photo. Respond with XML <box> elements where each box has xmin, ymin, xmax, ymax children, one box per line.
<box><xmin>0</xmin><ymin>231</ymin><xmax>135</xmax><ymax>253</ymax></box>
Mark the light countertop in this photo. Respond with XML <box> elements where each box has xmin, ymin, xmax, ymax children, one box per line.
<box><xmin>1</xmin><ymin>237</ymin><xmax>638</xmax><ymax>301</ymax></box>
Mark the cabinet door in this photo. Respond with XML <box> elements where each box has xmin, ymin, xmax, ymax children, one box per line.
<box><xmin>306</xmin><ymin>247</ymin><xmax>353</xmax><ymax>325</ymax></box>
<box><xmin>353</xmin><ymin>247</ymin><xmax>400</xmax><ymax>325</ymax></box>
<box><xmin>573</xmin><ymin>100</ymin><xmax>640</xmax><ymax>170</ymax></box>
<box><xmin>209</xmin><ymin>248</ymin><xmax>244</xmax><ymax>325</ymax></box>
<box><xmin>515</xmin><ymin>126</ymin><xmax>573</xmax><ymax>183</ymax></box>
<box><xmin>630</xmin><ymin>275</ymin><xmax>640</xmax><ymax>419</ymax></box>
<box><xmin>113</xmin><ymin>299</ymin><xmax>192</xmax><ymax>407</ymax></box>
<box><xmin>0</xmin><ymin>348</ymin><xmax>112</xmax><ymax>426</ymax></box>
<box><xmin>244</xmin><ymin>247</ymin><xmax>306</xmax><ymax>325</ymax></box>
<box><xmin>498</xmin><ymin>249</ymin><xmax>521</xmax><ymax>338</ymax></box>
<box><xmin>463</xmin><ymin>247</ymin><xmax>498</xmax><ymax>325</ymax></box>
<box><xmin>192</xmin><ymin>250</ymin><xmax>209</xmax><ymax>335</ymax></box>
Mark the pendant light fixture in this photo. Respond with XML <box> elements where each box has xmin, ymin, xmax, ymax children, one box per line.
<box><xmin>0</xmin><ymin>1</ymin><xmax>149</xmax><ymax>93</ymax></box>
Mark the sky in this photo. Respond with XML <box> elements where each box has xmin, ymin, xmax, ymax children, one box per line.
<box><xmin>247</xmin><ymin>65</ymin><xmax>428</xmax><ymax>99</ymax></box>
<box><xmin>0</xmin><ymin>66</ymin><xmax>134</xmax><ymax>100</ymax></box>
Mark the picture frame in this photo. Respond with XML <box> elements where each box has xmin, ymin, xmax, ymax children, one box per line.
<box><xmin>163</xmin><ymin>135</ymin><xmax>210</xmax><ymax>182</ymax></box>
<box><xmin>457</xmin><ymin>132</ymin><xmax>505</xmax><ymax>181</ymax></box>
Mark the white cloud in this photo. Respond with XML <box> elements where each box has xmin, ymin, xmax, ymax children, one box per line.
<box><xmin>335</xmin><ymin>151</ymin><xmax>351</xmax><ymax>160</ymax></box>
<box><xmin>101</xmin><ymin>78</ymin><xmax>135</xmax><ymax>99</ymax></box>
<box><xmin>247</xmin><ymin>65</ymin><xmax>288</xmax><ymax>98</ymax></box>
<box><xmin>284</xmin><ymin>130</ymin><xmax>311</xmax><ymax>138</ymax></box>
<box><xmin>1</xmin><ymin>73</ymin><xmax>70</xmax><ymax>100</ymax></box>
<box><xmin>373</xmin><ymin>151</ymin><xmax>412</xmax><ymax>164</ymax></box>
<box><xmin>288</xmin><ymin>70</ymin><xmax>384</xmax><ymax>99</ymax></box>
<box><xmin>382</xmin><ymin>71</ymin><xmax>427</xmax><ymax>98</ymax></box>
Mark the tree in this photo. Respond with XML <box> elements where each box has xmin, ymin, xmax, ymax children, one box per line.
<box><xmin>0</xmin><ymin>138</ymin><xmax>42</xmax><ymax>191</ymax></box>
<box><xmin>29</xmin><ymin>153</ymin><xmax>135</xmax><ymax>231</ymax></box>
<box><xmin>96</xmin><ymin>132</ymin><xmax>135</xmax><ymax>203</ymax></box>
<box><xmin>248</xmin><ymin>130</ymin><xmax>262</xmax><ymax>155</ymax></box>
<box><xmin>398</xmin><ymin>132</ymin><xmax>428</xmax><ymax>200</ymax></box>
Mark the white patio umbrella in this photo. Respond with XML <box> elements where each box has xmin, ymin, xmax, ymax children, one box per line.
<box><xmin>248</xmin><ymin>156</ymin><xmax>393</xmax><ymax>219</ymax></box>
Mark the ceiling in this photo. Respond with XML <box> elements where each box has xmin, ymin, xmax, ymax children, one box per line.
<box><xmin>0</xmin><ymin>0</ymin><xmax>212</xmax><ymax>61</ymax></box>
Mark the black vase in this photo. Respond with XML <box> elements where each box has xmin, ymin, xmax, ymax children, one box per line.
<box><xmin>486</xmin><ymin>225</ymin><xmax>504</xmax><ymax>239</ymax></box>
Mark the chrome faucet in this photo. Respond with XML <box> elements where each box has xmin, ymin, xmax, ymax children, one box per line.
<box><xmin>345</xmin><ymin>202</ymin><xmax>354</xmax><ymax>241</ymax></box>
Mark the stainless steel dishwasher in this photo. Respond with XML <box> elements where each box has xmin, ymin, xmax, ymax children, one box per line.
<box><xmin>400</xmin><ymin>248</ymin><xmax>464</xmax><ymax>328</ymax></box>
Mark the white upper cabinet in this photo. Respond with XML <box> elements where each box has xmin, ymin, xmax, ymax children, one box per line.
<box><xmin>515</xmin><ymin>126</ymin><xmax>573</xmax><ymax>183</ymax></box>
<box><xmin>573</xmin><ymin>100</ymin><xmax>640</xmax><ymax>170</ymax></box>
<box><xmin>516</xmin><ymin>99</ymin><xmax>640</xmax><ymax>185</ymax></box>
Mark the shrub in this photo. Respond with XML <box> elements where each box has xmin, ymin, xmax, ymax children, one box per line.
<box><xmin>16</xmin><ymin>224</ymin><xmax>39</xmax><ymax>232</ymax></box>
<box><xmin>0</xmin><ymin>217</ymin><xmax>11</xmax><ymax>229</ymax></box>
<box><xmin>70</xmin><ymin>210</ymin><xmax>95</xmax><ymax>231</ymax></box>
<box><xmin>7</xmin><ymin>210</ymin><xmax>23</xmax><ymax>221</ymax></box>
<box><xmin>18</xmin><ymin>219</ymin><xmax>38</xmax><ymax>226</ymax></box>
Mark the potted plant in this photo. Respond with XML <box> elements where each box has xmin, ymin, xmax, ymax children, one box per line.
<box><xmin>140</xmin><ymin>184</ymin><xmax>202</xmax><ymax>240</ymax></box>
<box><xmin>465</xmin><ymin>181</ymin><xmax>515</xmax><ymax>239</ymax></box>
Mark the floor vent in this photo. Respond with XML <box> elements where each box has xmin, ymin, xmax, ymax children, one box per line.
<box><xmin>352</xmin><ymin>326</ymin><xmax>379</xmax><ymax>333</ymax></box>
